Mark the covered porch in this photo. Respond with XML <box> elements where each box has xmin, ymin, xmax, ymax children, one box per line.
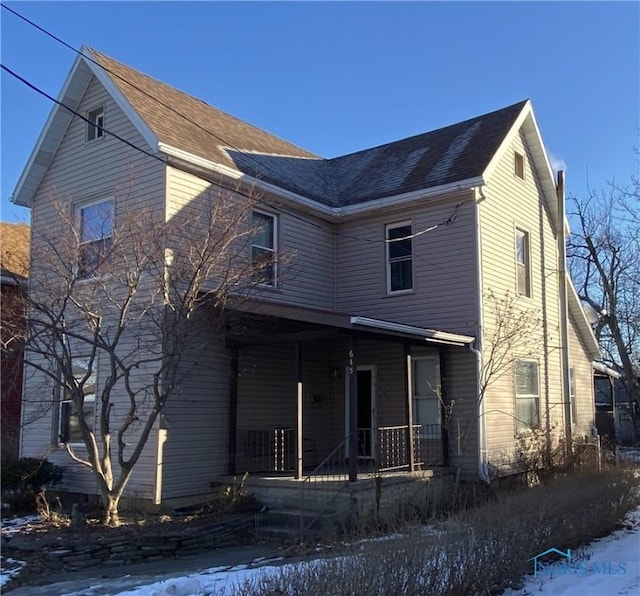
<box><xmin>225</xmin><ymin>299</ymin><xmax>475</xmax><ymax>483</ymax></box>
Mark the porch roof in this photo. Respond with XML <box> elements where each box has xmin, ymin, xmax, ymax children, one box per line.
<box><xmin>227</xmin><ymin>298</ymin><xmax>475</xmax><ymax>348</ymax></box>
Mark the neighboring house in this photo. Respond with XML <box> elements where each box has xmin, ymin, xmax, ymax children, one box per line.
<box><xmin>593</xmin><ymin>364</ymin><xmax>638</xmax><ymax>445</ymax></box>
<box><xmin>11</xmin><ymin>46</ymin><xmax>600</xmax><ymax>506</ymax></box>
<box><xmin>0</xmin><ymin>222</ymin><xmax>30</xmax><ymax>461</ymax></box>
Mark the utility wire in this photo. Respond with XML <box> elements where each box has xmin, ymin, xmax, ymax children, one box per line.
<box><xmin>1</xmin><ymin>2</ymin><xmax>474</xmax><ymax>207</ymax></box>
<box><xmin>3</xmin><ymin>60</ymin><xmax>463</xmax><ymax>256</ymax></box>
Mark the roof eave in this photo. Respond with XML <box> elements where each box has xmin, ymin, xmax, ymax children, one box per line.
<box><xmin>160</xmin><ymin>142</ymin><xmax>484</xmax><ymax>220</ymax></box>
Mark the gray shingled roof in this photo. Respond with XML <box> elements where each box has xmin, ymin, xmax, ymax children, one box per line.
<box><xmin>91</xmin><ymin>49</ymin><xmax>526</xmax><ymax>207</ymax></box>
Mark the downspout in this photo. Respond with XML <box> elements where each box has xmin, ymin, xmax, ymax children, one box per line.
<box><xmin>557</xmin><ymin>171</ymin><xmax>573</xmax><ymax>467</ymax></box>
<box><xmin>472</xmin><ymin>187</ymin><xmax>490</xmax><ymax>483</ymax></box>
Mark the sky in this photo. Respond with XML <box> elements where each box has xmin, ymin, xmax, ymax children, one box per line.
<box><xmin>1</xmin><ymin>1</ymin><xmax>638</xmax><ymax>224</ymax></box>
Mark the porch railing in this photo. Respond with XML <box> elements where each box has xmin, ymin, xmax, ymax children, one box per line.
<box><xmin>377</xmin><ymin>424</ymin><xmax>422</xmax><ymax>471</ymax></box>
<box><xmin>244</xmin><ymin>428</ymin><xmax>294</xmax><ymax>472</ymax></box>
<box><xmin>243</xmin><ymin>423</ymin><xmax>444</xmax><ymax>474</ymax></box>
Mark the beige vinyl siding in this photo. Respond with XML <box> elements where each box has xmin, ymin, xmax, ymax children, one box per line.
<box><xmin>166</xmin><ymin>167</ymin><xmax>335</xmax><ymax>310</ymax></box>
<box><xmin>568</xmin><ymin>311</ymin><xmax>596</xmax><ymax>435</ymax></box>
<box><xmin>159</xmin><ymin>313</ymin><xmax>231</xmax><ymax>500</ymax></box>
<box><xmin>334</xmin><ymin>192</ymin><xmax>478</xmax><ymax>335</ymax></box>
<box><xmin>20</xmin><ymin>74</ymin><xmax>165</xmax><ymax>499</ymax></box>
<box><xmin>443</xmin><ymin>348</ymin><xmax>480</xmax><ymax>479</ymax></box>
<box><xmin>479</xmin><ymin>128</ymin><xmax>564</xmax><ymax>469</ymax></box>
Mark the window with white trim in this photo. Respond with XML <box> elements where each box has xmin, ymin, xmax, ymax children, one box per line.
<box><xmin>87</xmin><ymin>107</ymin><xmax>105</xmax><ymax>141</ymax></box>
<box><xmin>252</xmin><ymin>210</ymin><xmax>276</xmax><ymax>286</ymax></box>
<box><xmin>60</xmin><ymin>357</ymin><xmax>96</xmax><ymax>445</ymax></box>
<box><xmin>515</xmin><ymin>228</ymin><xmax>531</xmax><ymax>297</ymax></box>
<box><xmin>514</xmin><ymin>151</ymin><xmax>525</xmax><ymax>179</ymax></box>
<box><xmin>570</xmin><ymin>367</ymin><xmax>577</xmax><ymax>424</ymax></box>
<box><xmin>386</xmin><ymin>222</ymin><xmax>412</xmax><ymax>293</ymax></box>
<box><xmin>78</xmin><ymin>199</ymin><xmax>114</xmax><ymax>279</ymax></box>
<box><xmin>413</xmin><ymin>356</ymin><xmax>441</xmax><ymax>438</ymax></box>
<box><xmin>515</xmin><ymin>360</ymin><xmax>539</xmax><ymax>432</ymax></box>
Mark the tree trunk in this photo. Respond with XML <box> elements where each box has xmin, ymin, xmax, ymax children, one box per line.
<box><xmin>102</xmin><ymin>494</ymin><xmax>121</xmax><ymax>527</ymax></box>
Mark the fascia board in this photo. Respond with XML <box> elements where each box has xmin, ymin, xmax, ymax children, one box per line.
<box><xmin>83</xmin><ymin>46</ymin><xmax>159</xmax><ymax>154</ymax></box>
<box><xmin>568</xmin><ymin>278</ymin><xmax>600</xmax><ymax>358</ymax></box>
<box><xmin>11</xmin><ymin>53</ymin><xmax>91</xmax><ymax>207</ymax></box>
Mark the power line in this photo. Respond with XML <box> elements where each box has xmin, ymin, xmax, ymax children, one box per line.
<box><xmin>3</xmin><ymin>60</ymin><xmax>464</xmax><ymax>258</ymax></box>
<box><xmin>1</xmin><ymin>2</ymin><xmax>476</xmax><ymax>207</ymax></box>
<box><xmin>2</xmin><ymin>60</ymin><xmax>465</xmax><ymax>280</ymax></box>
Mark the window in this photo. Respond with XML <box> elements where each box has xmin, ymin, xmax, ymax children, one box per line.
<box><xmin>78</xmin><ymin>199</ymin><xmax>114</xmax><ymax>279</ymax></box>
<box><xmin>87</xmin><ymin>107</ymin><xmax>105</xmax><ymax>141</ymax></box>
<box><xmin>413</xmin><ymin>356</ymin><xmax>441</xmax><ymax>438</ymax></box>
<box><xmin>60</xmin><ymin>357</ymin><xmax>96</xmax><ymax>444</ymax></box>
<box><xmin>570</xmin><ymin>367</ymin><xmax>577</xmax><ymax>424</ymax></box>
<box><xmin>515</xmin><ymin>228</ymin><xmax>531</xmax><ymax>297</ymax></box>
<box><xmin>252</xmin><ymin>210</ymin><xmax>276</xmax><ymax>286</ymax></box>
<box><xmin>386</xmin><ymin>222</ymin><xmax>412</xmax><ymax>293</ymax></box>
<box><xmin>515</xmin><ymin>360</ymin><xmax>539</xmax><ymax>432</ymax></box>
<box><xmin>515</xmin><ymin>151</ymin><xmax>525</xmax><ymax>179</ymax></box>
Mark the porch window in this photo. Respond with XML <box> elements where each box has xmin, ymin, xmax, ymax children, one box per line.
<box><xmin>515</xmin><ymin>360</ymin><xmax>539</xmax><ymax>432</ymax></box>
<box><xmin>59</xmin><ymin>356</ymin><xmax>96</xmax><ymax>445</ymax></box>
<box><xmin>413</xmin><ymin>356</ymin><xmax>441</xmax><ymax>438</ymax></box>
<box><xmin>77</xmin><ymin>198</ymin><xmax>114</xmax><ymax>279</ymax></box>
<box><xmin>515</xmin><ymin>228</ymin><xmax>531</xmax><ymax>297</ymax></box>
<box><xmin>386</xmin><ymin>222</ymin><xmax>412</xmax><ymax>293</ymax></box>
<box><xmin>252</xmin><ymin>210</ymin><xmax>277</xmax><ymax>286</ymax></box>
<box><xmin>87</xmin><ymin>107</ymin><xmax>105</xmax><ymax>141</ymax></box>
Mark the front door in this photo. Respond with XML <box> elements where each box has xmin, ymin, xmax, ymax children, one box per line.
<box><xmin>346</xmin><ymin>365</ymin><xmax>376</xmax><ymax>459</ymax></box>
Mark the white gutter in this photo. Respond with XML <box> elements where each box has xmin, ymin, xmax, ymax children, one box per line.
<box><xmin>158</xmin><ymin>142</ymin><xmax>483</xmax><ymax>221</ymax></box>
<box><xmin>337</xmin><ymin>178</ymin><xmax>484</xmax><ymax>217</ymax></box>
<box><xmin>349</xmin><ymin>316</ymin><xmax>475</xmax><ymax>347</ymax></box>
<box><xmin>158</xmin><ymin>142</ymin><xmax>337</xmax><ymax>218</ymax></box>
<box><xmin>592</xmin><ymin>362</ymin><xmax>621</xmax><ymax>379</ymax></box>
<box><xmin>472</xmin><ymin>187</ymin><xmax>490</xmax><ymax>483</ymax></box>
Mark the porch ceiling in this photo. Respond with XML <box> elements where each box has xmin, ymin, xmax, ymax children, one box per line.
<box><xmin>225</xmin><ymin>298</ymin><xmax>475</xmax><ymax>348</ymax></box>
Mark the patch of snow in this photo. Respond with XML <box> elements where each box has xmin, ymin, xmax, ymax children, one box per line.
<box><xmin>0</xmin><ymin>514</ymin><xmax>41</xmax><ymax>535</ymax></box>
<box><xmin>0</xmin><ymin>557</ymin><xmax>27</xmax><ymax>589</ymax></box>
<box><xmin>504</xmin><ymin>506</ymin><xmax>640</xmax><ymax>596</ymax></box>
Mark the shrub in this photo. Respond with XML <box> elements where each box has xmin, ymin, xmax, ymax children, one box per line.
<box><xmin>236</xmin><ymin>469</ymin><xmax>639</xmax><ymax>596</ymax></box>
<box><xmin>1</xmin><ymin>457</ymin><xmax>64</xmax><ymax>513</ymax></box>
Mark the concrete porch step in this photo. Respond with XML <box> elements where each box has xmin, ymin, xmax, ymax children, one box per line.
<box><xmin>256</xmin><ymin>506</ymin><xmax>348</xmax><ymax>541</ymax></box>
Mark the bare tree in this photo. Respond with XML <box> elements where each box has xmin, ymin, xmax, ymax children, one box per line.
<box><xmin>10</xmin><ymin>183</ymin><xmax>270</xmax><ymax>525</ymax></box>
<box><xmin>568</xmin><ymin>178</ymin><xmax>640</xmax><ymax>418</ymax></box>
<box><xmin>453</xmin><ymin>290</ymin><xmax>545</xmax><ymax>475</ymax></box>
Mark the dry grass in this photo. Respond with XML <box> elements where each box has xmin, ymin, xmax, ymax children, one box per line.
<box><xmin>235</xmin><ymin>468</ymin><xmax>639</xmax><ymax>595</ymax></box>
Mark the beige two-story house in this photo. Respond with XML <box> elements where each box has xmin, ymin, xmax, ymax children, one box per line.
<box><xmin>12</xmin><ymin>47</ymin><xmax>599</xmax><ymax>506</ymax></box>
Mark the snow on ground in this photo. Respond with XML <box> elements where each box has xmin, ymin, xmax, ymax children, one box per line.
<box><xmin>2</xmin><ymin>507</ymin><xmax>639</xmax><ymax>595</ymax></box>
<box><xmin>504</xmin><ymin>508</ymin><xmax>640</xmax><ymax>596</ymax></box>
<box><xmin>1</xmin><ymin>514</ymin><xmax>40</xmax><ymax>589</ymax></box>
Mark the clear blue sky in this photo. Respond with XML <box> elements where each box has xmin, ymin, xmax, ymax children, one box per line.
<box><xmin>1</xmin><ymin>1</ymin><xmax>638</xmax><ymax>224</ymax></box>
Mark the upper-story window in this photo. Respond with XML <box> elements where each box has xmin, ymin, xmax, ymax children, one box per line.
<box><xmin>515</xmin><ymin>228</ymin><xmax>531</xmax><ymax>297</ymax></box>
<box><xmin>87</xmin><ymin>107</ymin><xmax>105</xmax><ymax>142</ymax></box>
<box><xmin>515</xmin><ymin>359</ymin><xmax>539</xmax><ymax>433</ymax></box>
<box><xmin>386</xmin><ymin>222</ymin><xmax>412</xmax><ymax>293</ymax></box>
<box><xmin>78</xmin><ymin>199</ymin><xmax>114</xmax><ymax>279</ymax></box>
<box><xmin>252</xmin><ymin>210</ymin><xmax>277</xmax><ymax>286</ymax></box>
<box><xmin>514</xmin><ymin>151</ymin><xmax>525</xmax><ymax>179</ymax></box>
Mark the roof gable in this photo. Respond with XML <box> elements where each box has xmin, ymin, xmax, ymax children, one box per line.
<box><xmin>12</xmin><ymin>47</ymin><xmax>531</xmax><ymax>210</ymax></box>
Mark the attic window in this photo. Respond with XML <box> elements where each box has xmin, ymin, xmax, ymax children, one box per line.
<box><xmin>514</xmin><ymin>152</ymin><xmax>525</xmax><ymax>179</ymax></box>
<box><xmin>87</xmin><ymin>107</ymin><xmax>105</xmax><ymax>141</ymax></box>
